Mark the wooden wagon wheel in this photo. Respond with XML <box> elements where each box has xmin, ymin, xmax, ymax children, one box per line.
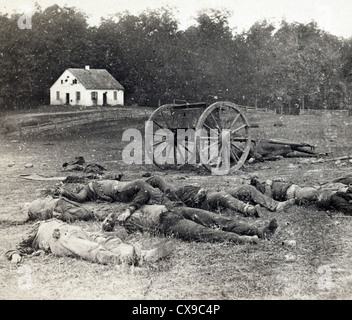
<box><xmin>195</xmin><ymin>101</ymin><xmax>252</xmax><ymax>174</ymax></box>
<box><xmin>145</xmin><ymin>104</ymin><xmax>199</xmax><ymax>170</ymax></box>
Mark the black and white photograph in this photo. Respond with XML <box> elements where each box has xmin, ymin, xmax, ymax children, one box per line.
<box><xmin>1</xmin><ymin>0</ymin><xmax>352</xmax><ymax>303</ymax></box>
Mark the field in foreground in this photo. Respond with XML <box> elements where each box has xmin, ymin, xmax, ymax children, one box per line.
<box><xmin>1</xmin><ymin>106</ymin><xmax>352</xmax><ymax>300</ymax></box>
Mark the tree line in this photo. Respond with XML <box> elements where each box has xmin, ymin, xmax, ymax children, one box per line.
<box><xmin>0</xmin><ymin>4</ymin><xmax>352</xmax><ymax>111</ymax></box>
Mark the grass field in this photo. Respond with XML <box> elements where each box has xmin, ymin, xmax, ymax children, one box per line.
<box><xmin>1</xmin><ymin>105</ymin><xmax>352</xmax><ymax>300</ymax></box>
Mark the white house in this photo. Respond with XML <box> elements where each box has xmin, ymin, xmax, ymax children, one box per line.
<box><xmin>50</xmin><ymin>66</ymin><xmax>124</xmax><ymax>106</ymax></box>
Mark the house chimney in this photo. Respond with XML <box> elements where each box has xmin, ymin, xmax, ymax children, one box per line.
<box><xmin>85</xmin><ymin>65</ymin><xmax>90</xmax><ymax>70</ymax></box>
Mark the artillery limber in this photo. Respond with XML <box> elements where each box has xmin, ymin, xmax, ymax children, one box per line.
<box><xmin>145</xmin><ymin>101</ymin><xmax>252</xmax><ymax>174</ymax></box>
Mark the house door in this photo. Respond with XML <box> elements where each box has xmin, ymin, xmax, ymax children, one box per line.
<box><xmin>103</xmin><ymin>92</ymin><xmax>107</xmax><ymax>106</ymax></box>
<box><xmin>66</xmin><ymin>93</ymin><xmax>70</xmax><ymax>105</ymax></box>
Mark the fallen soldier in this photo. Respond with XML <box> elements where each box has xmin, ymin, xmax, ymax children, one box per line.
<box><xmin>249</xmin><ymin>175</ymin><xmax>352</xmax><ymax>215</ymax></box>
<box><xmin>0</xmin><ymin>196</ymin><xmax>94</xmax><ymax>224</ymax></box>
<box><xmin>145</xmin><ymin>176</ymin><xmax>295</xmax><ymax>216</ymax></box>
<box><xmin>247</xmin><ymin>139</ymin><xmax>319</xmax><ymax>163</ymax></box>
<box><xmin>61</xmin><ymin>156</ymin><xmax>123</xmax><ymax>181</ymax></box>
<box><xmin>5</xmin><ymin>218</ymin><xmax>173</xmax><ymax>266</ymax></box>
<box><xmin>101</xmin><ymin>204</ymin><xmax>278</xmax><ymax>244</ymax></box>
<box><xmin>58</xmin><ymin>179</ymin><xmax>176</xmax><ymax>213</ymax></box>
<box><xmin>249</xmin><ymin>176</ymin><xmax>319</xmax><ymax>202</ymax></box>
<box><xmin>58</xmin><ymin>176</ymin><xmax>294</xmax><ymax>218</ymax></box>
<box><xmin>315</xmin><ymin>187</ymin><xmax>352</xmax><ymax>215</ymax></box>
<box><xmin>62</xmin><ymin>156</ymin><xmax>107</xmax><ymax>175</ymax></box>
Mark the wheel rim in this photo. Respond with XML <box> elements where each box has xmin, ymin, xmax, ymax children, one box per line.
<box><xmin>195</xmin><ymin>101</ymin><xmax>251</xmax><ymax>174</ymax></box>
<box><xmin>146</xmin><ymin>104</ymin><xmax>199</xmax><ymax>170</ymax></box>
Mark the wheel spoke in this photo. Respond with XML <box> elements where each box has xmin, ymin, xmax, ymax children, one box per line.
<box><xmin>230</xmin><ymin>148</ymin><xmax>239</xmax><ymax>162</ymax></box>
<box><xmin>231</xmin><ymin>142</ymin><xmax>244</xmax><ymax>153</ymax></box>
<box><xmin>184</xmin><ymin>142</ymin><xmax>195</xmax><ymax>155</ymax></box>
<box><xmin>154</xmin><ymin>142</ymin><xmax>173</xmax><ymax>162</ymax></box>
<box><xmin>231</xmin><ymin>124</ymin><xmax>247</xmax><ymax>134</ymax></box>
<box><xmin>206</xmin><ymin>151</ymin><xmax>218</xmax><ymax>165</ymax></box>
<box><xmin>210</xmin><ymin>113</ymin><xmax>222</xmax><ymax>130</ymax></box>
<box><xmin>153</xmin><ymin>132</ymin><xmax>170</xmax><ymax>138</ymax></box>
<box><xmin>176</xmin><ymin>141</ymin><xmax>186</xmax><ymax>163</ymax></box>
<box><xmin>201</xmin><ymin>139</ymin><xmax>220</xmax><ymax>153</ymax></box>
<box><xmin>229</xmin><ymin>113</ymin><xmax>241</xmax><ymax>130</ymax></box>
<box><xmin>153</xmin><ymin>120</ymin><xmax>165</xmax><ymax>129</ymax></box>
<box><xmin>202</xmin><ymin>121</ymin><xmax>214</xmax><ymax>131</ymax></box>
<box><xmin>160</xmin><ymin>110</ymin><xmax>171</xmax><ymax>128</ymax></box>
<box><xmin>152</xmin><ymin>141</ymin><xmax>164</xmax><ymax>147</ymax></box>
<box><xmin>154</xmin><ymin>146</ymin><xmax>165</xmax><ymax>161</ymax></box>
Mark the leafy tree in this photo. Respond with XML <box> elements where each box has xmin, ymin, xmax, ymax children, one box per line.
<box><xmin>241</xmin><ymin>20</ymin><xmax>276</xmax><ymax>108</ymax></box>
<box><xmin>0</xmin><ymin>5</ymin><xmax>91</xmax><ymax>108</ymax></box>
<box><xmin>97</xmin><ymin>8</ymin><xmax>180</xmax><ymax>106</ymax></box>
<box><xmin>0</xmin><ymin>13</ymin><xmax>36</xmax><ymax>108</ymax></box>
<box><xmin>177</xmin><ymin>9</ymin><xmax>236</xmax><ymax>103</ymax></box>
<box><xmin>271</xmin><ymin>21</ymin><xmax>344</xmax><ymax>111</ymax></box>
<box><xmin>0</xmin><ymin>4</ymin><xmax>350</xmax><ymax>111</ymax></box>
<box><xmin>30</xmin><ymin>5</ymin><xmax>91</xmax><ymax>105</ymax></box>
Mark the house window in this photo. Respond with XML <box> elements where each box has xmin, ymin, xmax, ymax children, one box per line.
<box><xmin>114</xmin><ymin>91</ymin><xmax>117</xmax><ymax>100</ymax></box>
<box><xmin>61</xmin><ymin>80</ymin><xmax>63</xmax><ymax>84</ymax></box>
<box><xmin>72</xmin><ymin>79</ymin><xmax>77</xmax><ymax>84</ymax></box>
<box><xmin>76</xmin><ymin>92</ymin><xmax>80</xmax><ymax>101</ymax></box>
<box><xmin>91</xmin><ymin>92</ymin><xmax>97</xmax><ymax>100</ymax></box>
<box><xmin>56</xmin><ymin>91</ymin><xmax>60</xmax><ymax>100</ymax></box>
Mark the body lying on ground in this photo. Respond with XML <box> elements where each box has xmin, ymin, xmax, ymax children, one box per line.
<box><xmin>249</xmin><ymin>175</ymin><xmax>352</xmax><ymax>215</ymax></box>
<box><xmin>247</xmin><ymin>139</ymin><xmax>320</xmax><ymax>163</ymax></box>
<box><xmin>58</xmin><ymin>178</ymin><xmax>176</xmax><ymax>213</ymax></box>
<box><xmin>1</xmin><ymin>191</ymin><xmax>277</xmax><ymax>246</ymax></box>
<box><xmin>61</xmin><ymin>156</ymin><xmax>123</xmax><ymax>181</ymax></box>
<box><xmin>100</xmin><ymin>204</ymin><xmax>278</xmax><ymax>244</ymax></box>
<box><xmin>5</xmin><ymin>218</ymin><xmax>173</xmax><ymax>266</ymax></box>
<box><xmin>0</xmin><ymin>196</ymin><xmax>94</xmax><ymax>225</ymax></box>
<box><xmin>146</xmin><ymin>176</ymin><xmax>295</xmax><ymax>216</ymax></box>
<box><xmin>58</xmin><ymin>175</ymin><xmax>295</xmax><ymax>218</ymax></box>
<box><xmin>5</xmin><ymin>204</ymin><xmax>277</xmax><ymax>265</ymax></box>
<box><xmin>62</xmin><ymin>156</ymin><xmax>106</xmax><ymax>174</ymax></box>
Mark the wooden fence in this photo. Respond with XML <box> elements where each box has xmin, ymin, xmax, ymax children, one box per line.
<box><xmin>237</xmin><ymin>105</ymin><xmax>352</xmax><ymax>117</ymax></box>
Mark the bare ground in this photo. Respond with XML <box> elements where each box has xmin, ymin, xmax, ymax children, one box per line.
<box><xmin>1</xmin><ymin>106</ymin><xmax>352</xmax><ymax>300</ymax></box>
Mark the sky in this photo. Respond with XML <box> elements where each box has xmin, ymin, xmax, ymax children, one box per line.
<box><xmin>1</xmin><ymin>0</ymin><xmax>352</xmax><ymax>38</ymax></box>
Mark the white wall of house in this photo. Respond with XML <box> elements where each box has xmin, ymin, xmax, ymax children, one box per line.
<box><xmin>50</xmin><ymin>70</ymin><xmax>124</xmax><ymax>106</ymax></box>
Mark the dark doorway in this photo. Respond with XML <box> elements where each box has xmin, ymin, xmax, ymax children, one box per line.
<box><xmin>66</xmin><ymin>93</ymin><xmax>70</xmax><ymax>105</ymax></box>
<box><xmin>103</xmin><ymin>92</ymin><xmax>107</xmax><ymax>106</ymax></box>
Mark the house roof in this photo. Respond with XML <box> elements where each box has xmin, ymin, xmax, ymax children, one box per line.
<box><xmin>66</xmin><ymin>68</ymin><xmax>124</xmax><ymax>90</ymax></box>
